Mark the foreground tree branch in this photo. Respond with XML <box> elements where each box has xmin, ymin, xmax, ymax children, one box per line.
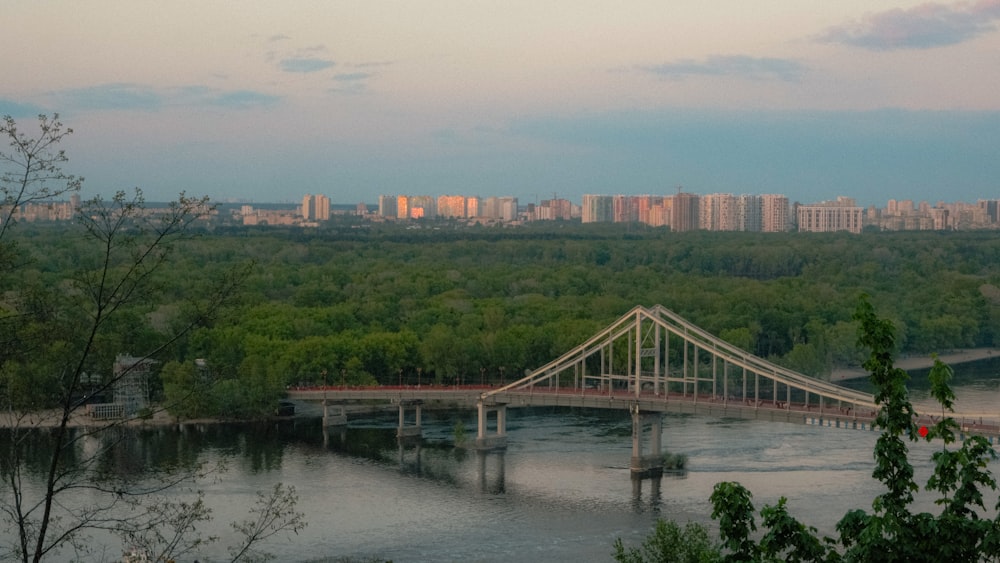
<box><xmin>1</xmin><ymin>115</ymin><xmax>260</xmax><ymax>562</ymax></box>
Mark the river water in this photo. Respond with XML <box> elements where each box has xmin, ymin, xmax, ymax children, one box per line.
<box><xmin>6</xmin><ymin>358</ymin><xmax>1000</xmax><ymax>562</ymax></box>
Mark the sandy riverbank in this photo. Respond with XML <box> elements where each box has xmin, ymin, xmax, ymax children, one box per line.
<box><xmin>830</xmin><ymin>348</ymin><xmax>1000</xmax><ymax>382</ymax></box>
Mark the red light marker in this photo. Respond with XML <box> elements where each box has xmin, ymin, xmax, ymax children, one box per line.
<box><xmin>918</xmin><ymin>426</ymin><xmax>929</xmax><ymax>438</ymax></box>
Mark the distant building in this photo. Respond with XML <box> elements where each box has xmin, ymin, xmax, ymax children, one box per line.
<box><xmin>761</xmin><ymin>194</ymin><xmax>790</xmax><ymax>232</ymax></box>
<box><xmin>613</xmin><ymin>195</ymin><xmax>636</xmax><ymax>223</ymax></box>
<box><xmin>671</xmin><ymin>192</ymin><xmax>700</xmax><ymax>232</ymax></box>
<box><xmin>301</xmin><ymin>195</ymin><xmax>313</xmax><ymax>221</ymax></box>
<box><xmin>301</xmin><ymin>194</ymin><xmax>330</xmax><ymax>221</ymax></box>
<box><xmin>437</xmin><ymin>195</ymin><xmax>469</xmax><ymax>218</ymax></box>
<box><xmin>582</xmin><ymin>195</ymin><xmax>614</xmax><ymax>223</ymax></box>
<box><xmin>796</xmin><ymin>197</ymin><xmax>863</xmax><ymax>233</ymax></box>
<box><xmin>700</xmin><ymin>193</ymin><xmax>737</xmax><ymax>231</ymax></box>
<box><xmin>539</xmin><ymin>197</ymin><xmax>573</xmax><ymax>220</ymax></box>
<box><xmin>378</xmin><ymin>195</ymin><xmax>398</xmax><ymax>218</ymax></box>
<box><xmin>466</xmin><ymin>196</ymin><xmax>480</xmax><ymax>218</ymax></box>
<box><xmin>480</xmin><ymin>196</ymin><xmax>518</xmax><ymax>221</ymax></box>
<box><xmin>409</xmin><ymin>195</ymin><xmax>436</xmax><ymax>219</ymax></box>
<box><xmin>315</xmin><ymin>194</ymin><xmax>330</xmax><ymax>220</ymax></box>
<box><xmin>736</xmin><ymin>194</ymin><xmax>762</xmax><ymax>232</ymax></box>
<box><xmin>649</xmin><ymin>197</ymin><xmax>672</xmax><ymax>228</ymax></box>
<box><xmin>981</xmin><ymin>199</ymin><xmax>1000</xmax><ymax>224</ymax></box>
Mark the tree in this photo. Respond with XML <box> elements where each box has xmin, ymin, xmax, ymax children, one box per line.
<box><xmin>227</xmin><ymin>483</ymin><xmax>306</xmax><ymax>563</ymax></box>
<box><xmin>619</xmin><ymin>296</ymin><xmax>1000</xmax><ymax>562</ymax></box>
<box><xmin>0</xmin><ymin>115</ymin><xmax>275</xmax><ymax>562</ymax></box>
<box><xmin>0</xmin><ymin>114</ymin><xmax>82</xmax><ymax>244</ymax></box>
<box><xmin>612</xmin><ymin>519</ymin><xmax>721</xmax><ymax>563</ymax></box>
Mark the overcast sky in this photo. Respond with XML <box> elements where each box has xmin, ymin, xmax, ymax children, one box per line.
<box><xmin>3</xmin><ymin>1</ymin><xmax>999</xmax><ymax>207</ymax></box>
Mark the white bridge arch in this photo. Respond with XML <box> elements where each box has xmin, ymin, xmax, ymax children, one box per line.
<box><xmin>482</xmin><ymin>304</ymin><xmax>875</xmax><ymax>415</ymax></box>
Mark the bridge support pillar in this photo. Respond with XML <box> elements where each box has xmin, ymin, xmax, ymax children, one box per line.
<box><xmin>630</xmin><ymin>407</ymin><xmax>663</xmax><ymax>478</ymax></box>
<box><xmin>397</xmin><ymin>400</ymin><xmax>423</xmax><ymax>438</ymax></box>
<box><xmin>475</xmin><ymin>401</ymin><xmax>508</xmax><ymax>450</ymax></box>
<box><xmin>323</xmin><ymin>400</ymin><xmax>347</xmax><ymax>427</ymax></box>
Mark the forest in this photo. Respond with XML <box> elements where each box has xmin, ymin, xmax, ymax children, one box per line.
<box><xmin>9</xmin><ymin>218</ymin><xmax>1000</xmax><ymax>418</ymax></box>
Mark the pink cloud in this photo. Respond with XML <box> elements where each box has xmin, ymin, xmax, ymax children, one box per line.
<box><xmin>821</xmin><ymin>0</ymin><xmax>1000</xmax><ymax>50</ymax></box>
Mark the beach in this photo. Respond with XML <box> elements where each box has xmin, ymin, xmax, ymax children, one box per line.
<box><xmin>830</xmin><ymin>348</ymin><xmax>1000</xmax><ymax>382</ymax></box>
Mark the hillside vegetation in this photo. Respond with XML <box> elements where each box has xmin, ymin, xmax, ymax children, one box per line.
<box><xmin>11</xmin><ymin>220</ymin><xmax>1000</xmax><ymax>417</ymax></box>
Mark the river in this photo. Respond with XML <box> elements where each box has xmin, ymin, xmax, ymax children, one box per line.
<box><xmin>5</xmin><ymin>357</ymin><xmax>1000</xmax><ymax>562</ymax></box>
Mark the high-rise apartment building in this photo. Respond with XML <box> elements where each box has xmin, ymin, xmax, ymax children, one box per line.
<box><xmin>301</xmin><ymin>194</ymin><xmax>313</xmax><ymax>221</ymax></box>
<box><xmin>539</xmin><ymin>198</ymin><xmax>573</xmax><ymax>220</ymax></box>
<box><xmin>466</xmin><ymin>196</ymin><xmax>480</xmax><ymax>218</ymax></box>
<box><xmin>648</xmin><ymin>197</ymin><xmax>672</xmax><ymax>228</ymax></box>
<box><xmin>437</xmin><ymin>195</ymin><xmax>468</xmax><ymax>218</ymax></box>
<box><xmin>980</xmin><ymin>199</ymin><xmax>1000</xmax><ymax>223</ymax></box>
<box><xmin>396</xmin><ymin>195</ymin><xmax>410</xmax><ymax>219</ymax></box>
<box><xmin>736</xmin><ymin>194</ymin><xmax>762</xmax><ymax>232</ymax></box>
<box><xmin>700</xmin><ymin>193</ymin><xmax>738</xmax><ymax>231</ymax></box>
<box><xmin>760</xmin><ymin>194</ymin><xmax>789</xmax><ymax>232</ymax></box>
<box><xmin>315</xmin><ymin>194</ymin><xmax>330</xmax><ymax>220</ymax></box>
<box><xmin>582</xmin><ymin>195</ymin><xmax>614</xmax><ymax>223</ymax></box>
<box><xmin>301</xmin><ymin>194</ymin><xmax>330</xmax><ymax>221</ymax></box>
<box><xmin>409</xmin><ymin>195</ymin><xmax>436</xmax><ymax>219</ymax></box>
<box><xmin>632</xmin><ymin>195</ymin><xmax>663</xmax><ymax>225</ymax></box>
<box><xmin>613</xmin><ymin>195</ymin><xmax>636</xmax><ymax>223</ymax></box>
<box><xmin>498</xmin><ymin>197</ymin><xmax>518</xmax><ymax>221</ymax></box>
<box><xmin>378</xmin><ymin>195</ymin><xmax>398</xmax><ymax>218</ymax></box>
<box><xmin>671</xmin><ymin>192</ymin><xmax>699</xmax><ymax>232</ymax></box>
<box><xmin>796</xmin><ymin>197</ymin><xmax>863</xmax><ymax>233</ymax></box>
<box><xmin>481</xmin><ymin>197</ymin><xmax>499</xmax><ymax>219</ymax></box>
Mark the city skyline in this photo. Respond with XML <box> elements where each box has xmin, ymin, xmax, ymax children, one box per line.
<box><xmin>3</xmin><ymin>2</ymin><xmax>999</xmax><ymax>207</ymax></box>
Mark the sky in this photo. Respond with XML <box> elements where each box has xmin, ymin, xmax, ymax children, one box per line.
<box><xmin>3</xmin><ymin>1</ymin><xmax>1000</xmax><ymax>207</ymax></box>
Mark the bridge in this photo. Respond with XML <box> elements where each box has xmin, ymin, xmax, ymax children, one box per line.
<box><xmin>287</xmin><ymin>305</ymin><xmax>1000</xmax><ymax>476</ymax></box>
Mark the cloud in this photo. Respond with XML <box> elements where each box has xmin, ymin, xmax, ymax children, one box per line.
<box><xmin>821</xmin><ymin>1</ymin><xmax>1000</xmax><ymax>50</ymax></box>
<box><xmin>208</xmin><ymin>90</ymin><xmax>281</xmax><ymax>108</ymax></box>
<box><xmin>45</xmin><ymin>83</ymin><xmax>279</xmax><ymax>112</ymax></box>
<box><xmin>354</xmin><ymin>60</ymin><xmax>394</xmax><ymax>68</ymax></box>
<box><xmin>332</xmin><ymin>72</ymin><xmax>373</xmax><ymax>82</ymax></box>
<box><xmin>279</xmin><ymin>58</ymin><xmax>336</xmax><ymax>73</ymax></box>
<box><xmin>0</xmin><ymin>99</ymin><xmax>47</xmax><ymax>117</ymax></box>
<box><xmin>329</xmin><ymin>72</ymin><xmax>375</xmax><ymax>95</ymax></box>
<box><xmin>54</xmin><ymin>83</ymin><xmax>162</xmax><ymax>111</ymax></box>
<box><xmin>636</xmin><ymin>55</ymin><xmax>805</xmax><ymax>81</ymax></box>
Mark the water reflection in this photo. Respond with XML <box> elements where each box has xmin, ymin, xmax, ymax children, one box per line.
<box><xmin>631</xmin><ymin>474</ymin><xmax>660</xmax><ymax>509</ymax></box>
<box><xmin>478</xmin><ymin>450</ymin><xmax>506</xmax><ymax>495</ymax></box>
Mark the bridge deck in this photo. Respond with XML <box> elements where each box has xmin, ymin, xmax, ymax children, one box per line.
<box><xmin>286</xmin><ymin>385</ymin><xmax>1000</xmax><ymax>440</ymax></box>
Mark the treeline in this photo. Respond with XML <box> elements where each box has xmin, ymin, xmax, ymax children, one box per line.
<box><xmin>11</xmin><ymin>221</ymin><xmax>1000</xmax><ymax>418</ymax></box>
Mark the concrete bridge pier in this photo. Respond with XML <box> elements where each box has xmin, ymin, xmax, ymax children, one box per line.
<box><xmin>475</xmin><ymin>401</ymin><xmax>508</xmax><ymax>450</ymax></box>
<box><xmin>397</xmin><ymin>399</ymin><xmax>423</xmax><ymax>438</ymax></box>
<box><xmin>323</xmin><ymin>399</ymin><xmax>348</xmax><ymax>427</ymax></box>
<box><xmin>630</xmin><ymin>407</ymin><xmax>664</xmax><ymax>478</ymax></box>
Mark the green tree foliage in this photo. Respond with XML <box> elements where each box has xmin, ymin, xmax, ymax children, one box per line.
<box><xmin>161</xmin><ymin>360</ymin><xmax>215</xmax><ymax>418</ymax></box>
<box><xmin>612</xmin><ymin>519</ymin><xmax>722</xmax><ymax>563</ymax></box>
